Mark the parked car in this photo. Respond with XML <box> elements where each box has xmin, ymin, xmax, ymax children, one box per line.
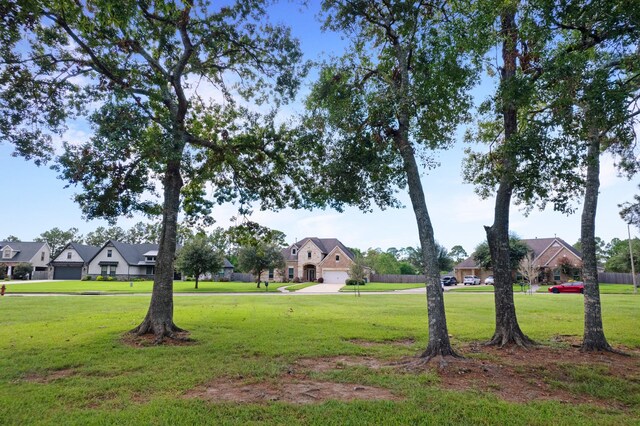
<box><xmin>463</xmin><ymin>275</ymin><xmax>481</xmax><ymax>285</ymax></box>
<box><xmin>548</xmin><ymin>281</ymin><xmax>584</xmax><ymax>294</ymax></box>
<box><xmin>441</xmin><ymin>276</ymin><xmax>458</xmax><ymax>286</ymax></box>
<box><xmin>484</xmin><ymin>275</ymin><xmax>494</xmax><ymax>285</ymax></box>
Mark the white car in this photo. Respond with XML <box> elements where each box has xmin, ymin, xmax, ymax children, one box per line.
<box><xmin>463</xmin><ymin>275</ymin><xmax>481</xmax><ymax>285</ymax></box>
<box><xmin>484</xmin><ymin>276</ymin><xmax>494</xmax><ymax>285</ymax></box>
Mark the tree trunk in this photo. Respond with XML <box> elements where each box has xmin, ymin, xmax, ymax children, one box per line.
<box><xmin>485</xmin><ymin>9</ymin><xmax>534</xmax><ymax>348</ymax></box>
<box><xmin>131</xmin><ymin>158</ymin><xmax>185</xmax><ymax>343</ymax></box>
<box><xmin>195</xmin><ymin>276</ymin><xmax>199</xmax><ymax>290</ymax></box>
<box><xmin>580</xmin><ymin>129</ymin><xmax>612</xmax><ymax>351</ymax></box>
<box><xmin>396</xmin><ymin>137</ymin><xmax>459</xmax><ymax>360</ymax></box>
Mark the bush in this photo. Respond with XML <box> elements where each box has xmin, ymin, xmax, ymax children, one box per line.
<box><xmin>81</xmin><ymin>275</ymin><xmax>92</xmax><ymax>281</ymax></box>
<box><xmin>106</xmin><ymin>276</ymin><xmax>115</xmax><ymax>281</ymax></box>
<box><xmin>13</xmin><ymin>263</ymin><xmax>32</xmax><ymax>280</ymax></box>
<box><xmin>95</xmin><ymin>275</ymin><xmax>104</xmax><ymax>281</ymax></box>
<box><xmin>218</xmin><ymin>277</ymin><xmax>229</xmax><ymax>282</ymax></box>
<box><xmin>345</xmin><ymin>279</ymin><xmax>365</xmax><ymax>286</ymax></box>
<box><xmin>293</xmin><ymin>277</ymin><xmax>301</xmax><ymax>283</ymax></box>
<box><xmin>317</xmin><ymin>277</ymin><xmax>324</xmax><ymax>283</ymax></box>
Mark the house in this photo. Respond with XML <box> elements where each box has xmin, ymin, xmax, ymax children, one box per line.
<box><xmin>50</xmin><ymin>242</ymin><xmax>100</xmax><ymax>280</ymax></box>
<box><xmin>220</xmin><ymin>258</ymin><xmax>234</xmax><ymax>280</ymax></box>
<box><xmin>86</xmin><ymin>240</ymin><xmax>162</xmax><ymax>280</ymax></box>
<box><xmin>262</xmin><ymin>237</ymin><xmax>366</xmax><ymax>284</ymax></box>
<box><xmin>0</xmin><ymin>241</ymin><xmax>51</xmax><ymax>279</ymax></box>
<box><xmin>454</xmin><ymin>237</ymin><xmax>583</xmax><ymax>284</ymax></box>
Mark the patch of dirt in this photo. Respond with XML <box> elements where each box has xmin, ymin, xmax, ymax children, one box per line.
<box><xmin>121</xmin><ymin>331</ymin><xmax>195</xmax><ymax>347</ymax></box>
<box><xmin>347</xmin><ymin>338</ymin><xmax>415</xmax><ymax>348</ymax></box>
<box><xmin>401</xmin><ymin>342</ymin><xmax>640</xmax><ymax>408</ymax></box>
<box><xmin>186</xmin><ymin>376</ymin><xmax>399</xmax><ymax>404</ymax></box>
<box><xmin>22</xmin><ymin>368</ymin><xmax>76</xmax><ymax>383</ymax></box>
<box><xmin>293</xmin><ymin>356</ymin><xmax>391</xmax><ymax>372</ymax></box>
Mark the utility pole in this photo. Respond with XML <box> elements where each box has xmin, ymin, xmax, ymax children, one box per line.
<box><xmin>628</xmin><ymin>223</ymin><xmax>637</xmax><ymax>294</ymax></box>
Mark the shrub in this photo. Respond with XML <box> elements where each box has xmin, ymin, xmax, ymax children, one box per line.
<box><xmin>218</xmin><ymin>277</ymin><xmax>229</xmax><ymax>282</ymax></box>
<box><xmin>13</xmin><ymin>263</ymin><xmax>33</xmax><ymax>280</ymax></box>
<box><xmin>345</xmin><ymin>279</ymin><xmax>365</xmax><ymax>286</ymax></box>
<box><xmin>81</xmin><ymin>275</ymin><xmax>92</xmax><ymax>281</ymax></box>
<box><xmin>95</xmin><ymin>275</ymin><xmax>104</xmax><ymax>281</ymax></box>
<box><xmin>317</xmin><ymin>277</ymin><xmax>324</xmax><ymax>283</ymax></box>
<box><xmin>293</xmin><ymin>277</ymin><xmax>301</xmax><ymax>283</ymax></box>
<box><xmin>106</xmin><ymin>276</ymin><xmax>115</xmax><ymax>281</ymax></box>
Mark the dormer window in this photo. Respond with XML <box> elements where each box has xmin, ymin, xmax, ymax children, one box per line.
<box><xmin>307</xmin><ymin>251</ymin><xmax>312</xmax><ymax>259</ymax></box>
<box><xmin>3</xmin><ymin>249</ymin><xmax>10</xmax><ymax>259</ymax></box>
<box><xmin>107</xmin><ymin>249</ymin><xmax>112</xmax><ymax>258</ymax></box>
<box><xmin>292</xmin><ymin>248</ymin><xmax>297</xmax><ymax>255</ymax></box>
<box><xmin>67</xmin><ymin>252</ymin><xmax>72</xmax><ymax>259</ymax></box>
<box><xmin>335</xmin><ymin>254</ymin><xmax>340</xmax><ymax>261</ymax></box>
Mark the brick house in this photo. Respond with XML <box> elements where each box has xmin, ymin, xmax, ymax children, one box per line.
<box><xmin>454</xmin><ymin>237</ymin><xmax>583</xmax><ymax>284</ymax></box>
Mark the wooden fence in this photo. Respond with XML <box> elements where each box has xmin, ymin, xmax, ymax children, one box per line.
<box><xmin>370</xmin><ymin>274</ymin><xmax>427</xmax><ymax>283</ymax></box>
<box><xmin>598</xmin><ymin>272</ymin><xmax>640</xmax><ymax>285</ymax></box>
<box><xmin>231</xmin><ymin>272</ymin><xmax>255</xmax><ymax>282</ymax></box>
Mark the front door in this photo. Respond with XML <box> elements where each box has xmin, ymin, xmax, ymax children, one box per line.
<box><xmin>303</xmin><ymin>265</ymin><xmax>316</xmax><ymax>282</ymax></box>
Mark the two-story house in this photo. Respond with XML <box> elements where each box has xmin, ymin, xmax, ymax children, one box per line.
<box><xmin>86</xmin><ymin>240</ymin><xmax>161</xmax><ymax>279</ymax></box>
<box><xmin>0</xmin><ymin>241</ymin><xmax>51</xmax><ymax>279</ymax></box>
<box><xmin>263</xmin><ymin>237</ymin><xmax>366</xmax><ymax>284</ymax></box>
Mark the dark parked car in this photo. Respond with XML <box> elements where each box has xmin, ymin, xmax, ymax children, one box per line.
<box><xmin>441</xmin><ymin>276</ymin><xmax>458</xmax><ymax>286</ymax></box>
<box><xmin>548</xmin><ymin>282</ymin><xmax>584</xmax><ymax>294</ymax></box>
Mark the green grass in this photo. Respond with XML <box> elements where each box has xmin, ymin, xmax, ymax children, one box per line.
<box><xmin>536</xmin><ymin>283</ymin><xmax>637</xmax><ymax>294</ymax></box>
<box><xmin>284</xmin><ymin>282</ymin><xmax>320</xmax><ymax>291</ymax></box>
<box><xmin>0</xmin><ymin>293</ymin><xmax>638</xmax><ymax>424</ymax></box>
<box><xmin>4</xmin><ymin>280</ymin><xmax>289</xmax><ymax>293</ymax></box>
<box><xmin>340</xmin><ymin>283</ymin><xmax>425</xmax><ymax>292</ymax></box>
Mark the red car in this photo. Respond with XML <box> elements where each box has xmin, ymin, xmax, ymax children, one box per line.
<box><xmin>548</xmin><ymin>282</ymin><xmax>584</xmax><ymax>294</ymax></box>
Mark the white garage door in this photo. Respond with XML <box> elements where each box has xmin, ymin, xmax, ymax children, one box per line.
<box><xmin>323</xmin><ymin>271</ymin><xmax>349</xmax><ymax>284</ymax></box>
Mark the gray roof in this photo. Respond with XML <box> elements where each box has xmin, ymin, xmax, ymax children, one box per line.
<box><xmin>0</xmin><ymin>241</ymin><xmax>48</xmax><ymax>263</ymax></box>
<box><xmin>454</xmin><ymin>237</ymin><xmax>582</xmax><ymax>269</ymax></box>
<box><xmin>282</xmin><ymin>237</ymin><xmax>355</xmax><ymax>261</ymax></box>
<box><xmin>52</xmin><ymin>242</ymin><xmax>100</xmax><ymax>263</ymax></box>
<box><xmin>223</xmin><ymin>258</ymin><xmax>234</xmax><ymax>268</ymax></box>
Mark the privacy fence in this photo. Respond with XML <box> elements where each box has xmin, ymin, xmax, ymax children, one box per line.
<box><xmin>371</xmin><ymin>272</ymin><xmax>639</xmax><ymax>285</ymax></box>
<box><xmin>598</xmin><ymin>272</ymin><xmax>639</xmax><ymax>285</ymax></box>
<box><xmin>231</xmin><ymin>272</ymin><xmax>255</xmax><ymax>282</ymax></box>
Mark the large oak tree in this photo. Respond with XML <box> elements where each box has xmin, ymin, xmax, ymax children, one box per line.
<box><xmin>1</xmin><ymin>0</ymin><xmax>309</xmax><ymax>342</ymax></box>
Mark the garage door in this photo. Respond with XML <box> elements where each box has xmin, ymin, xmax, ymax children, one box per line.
<box><xmin>53</xmin><ymin>266</ymin><xmax>82</xmax><ymax>280</ymax></box>
<box><xmin>322</xmin><ymin>271</ymin><xmax>349</xmax><ymax>284</ymax></box>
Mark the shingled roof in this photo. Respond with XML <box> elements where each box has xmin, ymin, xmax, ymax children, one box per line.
<box><xmin>0</xmin><ymin>241</ymin><xmax>48</xmax><ymax>263</ymax></box>
<box><xmin>51</xmin><ymin>242</ymin><xmax>100</xmax><ymax>263</ymax></box>
<box><xmin>282</xmin><ymin>237</ymin><xmax>355</xmax><ymax>261</ymax></box>
<box><xmin>454</xmin><ymin>237</ymin><xmax>582</xmax><ymax>269</ymax></box>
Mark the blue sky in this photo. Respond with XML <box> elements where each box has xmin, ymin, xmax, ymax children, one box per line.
<box><xmin>1</xmin><ymin>2</ymin><xmax>638</xmax><ymax>254</ymax></box>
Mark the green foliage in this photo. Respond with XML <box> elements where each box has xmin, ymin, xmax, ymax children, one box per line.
<box><xmin>473</xmin><ymin>235</ymin><xmax>529</xmax><ymax>270</ymax></box>
<box><xmin>12</xmin><ymin>263</ymin><xmax>33</xmax><ymax>279</ymax></box>
<box><xmin>237</xmin><ymin>243</ymin><xmax>284</xmax><ymax>282</ymax></box>
<box><xmin>365</xmin><ymin>249</ymin><xmax>401</xmax><ymax>275</ymax></box>
<box><xmin>620</xmin><ymin>186</ymin><xmax>640</xmax><ymax>230</ymax></box>
<box><xmin>345</xmin><ymin>279</ymin><xmax>365</xmax><ymax>286</ymax></box>
<box><xmin>84</xmin><ymin>226</ymin><xmax>127</xmax><ymax>247</ymax></box>
<box><xmin>175</xmin><ymin>236</ymin><xmax>224</xmax><ymax>286</ymax></box>
<box><xmin>95</xmin><ymin>276</ymin><xmax>104</xmax><ymax>281</ymax></box>
<box><xmin>348</xmin><ymin>256</ymin><xmax>367</xmax><ymax>282</ymax></box>
<box><xmin>35</xmin><ymin>227</ymin><xmax>82</xmax><ymax>257</ymax></box>
<box><xmin>80</xmin><ymin>275</ymin><xmax>91</xmax><ymax>281</ymax></box>
<box><xmin>605</xmin><ymin>238</ymin><xmax>640</xmax><ymax>273</ymax></box>
<box><xmin>449</xmin><ymin>245</ymin><xmax>468</xmax><ymax>264</ymax></box>
<box><xmin>2</xmin><ymin>235</ymin><xmax>20</xmax><ymax>242</ymax></box>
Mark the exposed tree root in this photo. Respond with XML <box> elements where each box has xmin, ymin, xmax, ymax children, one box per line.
<box><xmin>419</xmin><ymin>344</ymin><xmax>464</xmax><ymax>362</ymax></box>
<box><xmin>485</xmin><ymin>331</ymin><xmax>536</xmax><ymax>349</ymax></box>
<box><xmin>130</xmin><ymin>319</ymin><xmax>187</xmax><ymax>344</ymax></box>
<box><xmin>580</xmin><ymin>341</ymin><xmax>628</xmax><ymax>356</ymax></box>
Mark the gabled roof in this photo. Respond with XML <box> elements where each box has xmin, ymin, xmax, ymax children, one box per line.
<box><xmin>52</xmin><ymin>242</ymin><xmax>101</xmax><ymax>263</ymax></box>
<box><xmin>88</xmin><ymin>240</ymin><xmax>159</xmax><ymax>266</ymax></box>
<box><xmin>223</xmin><ymin>258</ymin><xmax>234</xmax><ymax>268</ymax></box>
<box><xmin>0</xmin><ymin>241</ymin><xmax>48</xmax><ymax>263</ymax></box>
<box><xmin>454</xmin><ymin>237</ymin><xmax>582</xmax><ymax>269</ymax></box>
<box><xmin>282</xmin><ymin>237</ymin><xmax>355</xmax><ymax>261</ymax></box>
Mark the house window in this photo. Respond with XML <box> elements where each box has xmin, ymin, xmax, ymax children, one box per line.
<box><xmin>146</xmin><ymin>266</ymin><xmax>155</xmax><ymax>275</ymax></box>
<box><xmin>67</xmin><ymin>252</ymin><xmax>72</xmax><ymax>259</ymax></box>
<box><xmin>288</xmin><ymin>267</ymin><xmax>294</xmax><ymax>279</ymax></box>
<box><xmin>41</xmin><ymin>252</ymin><xmax>45</xmax><ymax>261</ymax></box>
<box><xmin>268</xmin><ymin>269</ymin><xmax>274</xmax><ymax>279</ymax></box>
<box><xmin>107</xmin><ymin>249</ymin><xmax>112</xmax><ymax>258</ymax></box>
<box><xmin>307</xmin><ymin>251</ymin><xmax>311</xmax><ymax>259</ymax></box>
<box><xmin>292</xmin><ymin>248</ymin><xmax>297</xmax><ymax>255</ymax></box>
<box><xmin>335</xmin><ymin>254</ymin><xmax>340</xmax><ymax>261</ymax></box>
<box><xmin>101</xmin><ymin>266</ymin><xmax>107</xmax><ymax>276</ymax></box>
<box><xmin>553</xmin><ymin>268</ymin><xmax>561</xmax><ymax>281</ymax></box>
<box><xmin>109</xmin><ymin>266</ymin><xmax>115</xmax><ymax>277</ymax></box>
<box><xmin>3</xmin><ymin>250</ymin><xmax>10</xmax><ymax>259</ymax></box>
<box><xmin>573</xmin><ymin>269</ymin><xmax>581</xmax><ymax>281</ymax></box>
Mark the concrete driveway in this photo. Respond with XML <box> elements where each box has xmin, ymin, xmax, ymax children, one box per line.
<box><xmin>295</xmin><ymin>283</ymin><xmax>345</xmax><ymax>293</ymax></box>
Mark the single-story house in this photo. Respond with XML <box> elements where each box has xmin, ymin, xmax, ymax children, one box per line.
<box><xmin>0</xmin><ymin>241</ymin><xmax>51</xmax><ymax>279</ymax></box>
<box><xmin>262</xmin><ymin>237</ymin><xmax>368</xmax><ymax>284</ymax></box>
<box><xmin>86</xmin><ymin>240</ymin><xmax>162</xmax><ymax>280</ymax></box>
<box><xmin>454</xmin><ymin>237</ymin><xmax>583</xmax><ymax>284</ymax></box>
<box><xmin>50</xmin><ymin>242</ymin><xmax>100</xmax><ymax>280</ymax></box>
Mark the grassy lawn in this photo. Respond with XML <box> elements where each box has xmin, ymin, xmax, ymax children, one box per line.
<box><xmin>0</xmin><ymin>293</ymin><xmax>638</xmax><ymax>424</ymax></box>
<box><xmin>340</xmin><ymin>283</ymin><xmax>425</xmax><ymax>292</ymax></box>
<box><xmin>283</xmin><ymin>282</ymin><xmax>319</xmax><ymax>291</ymax></box>
<box><xmin>3</xmin><ymin>280</ymin><xmax>289</xmax><ymax>293</ymax></box>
